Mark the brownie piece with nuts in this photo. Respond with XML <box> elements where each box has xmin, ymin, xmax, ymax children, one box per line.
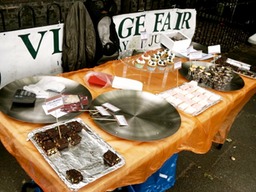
<box><xmin>41</xmin><ymin>140</ymin><xmax>57</xmax><ymax>156</ymax></box>
<box><xmin>66</xmin><ymin>169</ymin><xmax>83</xmax><ymax>184</ymax></box>
<box><xmin>103</xmin><ymin>150</ymin><xmax>121</xmax><ymax>167</ymax></box>
<box><xmin>55</xmin><ymin>137</ymin><xmax>69</xmax><ymax>150</ymax></box>
<box><xmin>69</xmin><ymin>133</ymin><xmax>82</xmax><ymax>146</ymax></box>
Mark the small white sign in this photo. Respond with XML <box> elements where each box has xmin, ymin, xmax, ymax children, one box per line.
<box><xmin>174</xmin><ymin>61</ymin><xmax>182</xmax><ymax>70</ymax></box>
<box><xmin>189</xmin><ymin>50</ymin><xmax>202</xmax><ymax>60</ymax></box>
<box><xmin>208</xmin><ymin>45</ymin><xmax>221</xmax><ymax>54</ymax></box>
<box><xmin>44</xmin><ymin>94</ymin><xmax>63</xmax><ymax>113</ymax></box>
<box><xmin>95</xmin><ymin>106</ymin><xmax>112</xmax><ymax>116</ymax></box>
<box><xmin>140</xmin><ymin>30</ymin><xmax>148</xmax><ymax>40</ymax></box>
<box><xmin>115</xmin><ymin>115</ymin><xmax>128</xmax><ymax>126</ymax></box>
<box><xmin>102</xmin><ymin>102</ymin><xmax>120</xmax><ymax>112</ymax></box>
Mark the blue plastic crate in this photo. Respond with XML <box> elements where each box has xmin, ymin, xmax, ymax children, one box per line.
<box><xmin>127</xmin><ymin>153</ymin><xmax>178</xmax><ymax>192</ymax></box>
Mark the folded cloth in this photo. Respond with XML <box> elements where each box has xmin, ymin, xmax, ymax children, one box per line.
<box><xmin>23</xmin><ymin>78</ymin><xmax>66</xmax><ymax>98</ymax></box>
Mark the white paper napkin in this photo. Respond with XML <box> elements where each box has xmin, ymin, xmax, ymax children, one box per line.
<box><xmin>111</xmin><ymin>76</ymin><xmax>143</xmax><ymax>91</ymax></box>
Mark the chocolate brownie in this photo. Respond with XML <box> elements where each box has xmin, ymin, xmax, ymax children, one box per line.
<box><xmin>59</xmin><ymin>125</ymin><xmax>70</xmax><ymax>136</ymax></box>
<box><xmin>66</xmin><ymin>169</ymin><xmax>83</xmax><ymax>184</ymax></box>
<box><xmin>69</xmin><ymin>133</ymin><xmax>82</xmax><ymax>146</ymax></box>
<box><xmin>55</xmin><ymin>137</ymin><xmax>69</xmax><ymax>150</ymax></box>
<box><xmin>45</xmin><ymin>128</ymin><xmax>59</xmax><ymax>139</ymax></box>
<box><xmin>66</xmin><ymin>121</ymin><xmax>83</xmax><ymax>133</ymax></box>
<box><xmin>41</xmin><ymin>140</ymin><xmax>57</xmax><ymax>156</ymax></box>
<box><xmin>103</xmin><ymin>150</ymin><xmax>121</xmax><ymax>167</ymax></box>
<box><xmin>34</xmin><ymin>132</ymin><xmax>50</xmax><ymax>144</ymax></box>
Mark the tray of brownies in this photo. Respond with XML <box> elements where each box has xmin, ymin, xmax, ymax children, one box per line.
<box><xmin>28</xmin><ymin>118</ymin><xmax>125</xmax><ymax>191</ymax></box>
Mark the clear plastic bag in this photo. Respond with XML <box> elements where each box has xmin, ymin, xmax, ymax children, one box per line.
<box><xmin>84</xmin><ymin>72</ymin><xmax>113</xmax><ymax>88</ymax></box>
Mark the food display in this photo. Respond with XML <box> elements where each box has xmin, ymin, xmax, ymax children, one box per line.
<box><xmin>125</xmin><ymin>49</ymin><xmax>176</xmax><ymax>72</ymax></box>
<box><xmin>215</xmin><ymin>56</ymin><xmax>256</xmax><ymax>79</ymax></box>
<box><xmin>179</xmin><ymin>61</ymin><xmax>245</xmax><ymax>91</ymax></box>
<box><xmin>0</xmin><ymin>76</ymin><xmax>92</xmax><ymax>123</ymax></box>
<box><xmin>28</xmin><ymin>118</ymin><xmax>125</xmax><ymax>191</ymax></box>
<box><xmin>158</xmin><ymin>81</ymin><xmax>222</xmax><ymax>116</ymax></box>
<box><xmin>187</xmin><ymin>64</ymin><xmax>233</xmax><ymax>90</ymax></box>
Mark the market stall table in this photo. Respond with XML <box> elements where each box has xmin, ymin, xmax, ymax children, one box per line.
<box><xmin>0</xmin><ymin>57</ymin><xmax>256</xmax><ymax>192</ymax></box>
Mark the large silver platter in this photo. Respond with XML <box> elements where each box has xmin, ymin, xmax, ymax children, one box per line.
<box><xmin>90</xmin><ymin>90</ymin><xmax>181</xmax><ymax>141</ymax></box>
<box><xmin>179</xmin><ymin>61</ymin><xmax>244</xmax><ymax>91</ymax></box>
<box><xmin>0</xmin><ymin>76</ymin><xmax>92</xmax><ymax>123</ymax></box>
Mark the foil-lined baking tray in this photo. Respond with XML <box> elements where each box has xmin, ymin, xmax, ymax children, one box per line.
<box><xmin>28</xmin><ymin>118</ymin><xmax>125</xmax><ymax>191</ymax></box>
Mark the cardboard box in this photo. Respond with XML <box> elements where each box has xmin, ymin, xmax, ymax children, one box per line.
<box><xmin>160</xmin><ymin>32</ymin><xmax>191</xmax><ymax>52</ymax></box>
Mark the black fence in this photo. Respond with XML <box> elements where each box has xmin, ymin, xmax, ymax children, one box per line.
<box><xmin>0</xmin><ymin>0</ymin><xmax>255</xmax><ymax>53</ymax></box>
<box><xmin>120</xmin><ymin>0</ymin><xmax>255</xmax><ymax>52</ymax></box>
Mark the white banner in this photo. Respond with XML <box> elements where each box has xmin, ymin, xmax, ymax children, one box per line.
<box><xmin>113</xmin><ymin>9</ymin><xmax>197</xmax><ymax>51</ymax></box>
<box><xmin>0</xmin><ymin>24</ymin><xmax>63</xmax><ymax>88</ymax></box>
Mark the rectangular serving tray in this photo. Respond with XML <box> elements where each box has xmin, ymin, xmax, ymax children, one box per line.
<box><xmin>28</xmin><ymin>118</ymin><xmax>125</xmax><ymax>191</ymax></box>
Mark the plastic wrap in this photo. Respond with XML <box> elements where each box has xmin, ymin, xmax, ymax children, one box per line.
<box><xmin>84</xmin><ymin>72</ymin><xmax>113</xmax><ymax>88</ymax></box>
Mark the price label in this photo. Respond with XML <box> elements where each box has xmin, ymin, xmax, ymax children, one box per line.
<box><xmin>208</xmin><ymin>45</ymin><xmax>221</xmax><ymax>54</ymax></box>
<box><xmin>115</xmin><ymin>115</ymin><xmax>128</xmax><ymax>126</ymax></box>
<box><xmin>189</xmin><ymin>50</ymin><xmax>202</xmax><ymax>60</ymax></box>
<box><xmin>95</xmin><ymin>106</ymin><xmax>111</xmax><ymax>116</ymax></box>
<box><xmin>102</xmin><ymin>102</ymin><xmax>120</xmax><ymax>112</ymax></box>
<box><xmin>174</xmin><ymin>60</ymin><xmax>182</xmax><ymax>70</ymax></box>
<box><xmin>140</xmin><ymin>30</ymin><xmax>148</xmax><ymax>40</ymax></box>
<box><xmin>45</xmin><ymin>94</ymin><xmax>63</xmax><ymax>113</ymax></box>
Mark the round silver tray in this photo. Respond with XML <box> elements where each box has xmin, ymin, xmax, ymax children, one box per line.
<box><xmin>90</xmin><ymin>90</ymin><xmax>181</xmax><ymax>141</ymax></box>
<box><xmin>0</xmin><ymin>76</ymin><xmax>92</xmax><ymax>124</ymax></box>
<box><xmin>179</xmin><ymin>61</ymin><xmax>245</xmax><ymax>91</ymax></box>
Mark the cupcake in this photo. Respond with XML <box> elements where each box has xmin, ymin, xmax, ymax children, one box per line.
<box><xmin>134</xmin><ymin>57</ymin><xmax>145</xmax><ymax>69</ymax></box>
<box><xmin>157</xmin><ymin>50</ymin><xmax>164</xmax><ymax>57</ymax></box>
<box><xmin>165</xmin><ymin>55</ymin><xmax>175</xmax><ymax>69</ymax></box>
<box><xmin>141</xmin><ymin>52</ymin><xmax>151</xmax><ymax>62</ymax></box>
<box><xmin>157</xmin><ymin>60</ymin><xmax>166</xmax><ymax>71</ymax></box>
<box><xmin>162</xmin><ymin>49</ymin><xmax>170</xmax><ymax>58</ymax></box>
<box><xmin>147</xmin><ymin>60</ymin><xmax>157</xmax><ymax>71</ymax></box>
<box><xmin>151</xmin><ymin>53</ymin><xmax>161</xmax><ymax>62</ymax></box>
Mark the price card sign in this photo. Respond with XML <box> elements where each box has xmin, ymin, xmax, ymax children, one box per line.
<box><xmin>189</xmin><ymin>50</ymin><xmax>202</xmax><ymax>60</ymax></box>
<box><xmin>44</xmin><ymin>94</ymin><xmax>63</xmax><ymax>113</ymax></box>
<box><xmin>174</xmin><ymin>60</ymin><xmax>182</xmax><ymax>70</ymax></box>
<box><xmin>140</xmin><ymin>30</ymin><xmax>148</xmax><ymax>40</ymax></box>
<box><xmin>208</xmin><ymin>45</ymin><xmax>221</xmax><ymax>54</ymax></box>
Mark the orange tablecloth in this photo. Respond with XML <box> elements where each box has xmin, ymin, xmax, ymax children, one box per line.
<box><xmin>0</xmin><ymin>59</ymin><xmax>256</xmax><ymax>192</ymax></box>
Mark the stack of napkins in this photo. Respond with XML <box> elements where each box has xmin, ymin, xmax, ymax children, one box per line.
<box><xmin>24</xmin><ymin>78</ymin><xmax>65</xmax><ymax>98</ymax></box>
